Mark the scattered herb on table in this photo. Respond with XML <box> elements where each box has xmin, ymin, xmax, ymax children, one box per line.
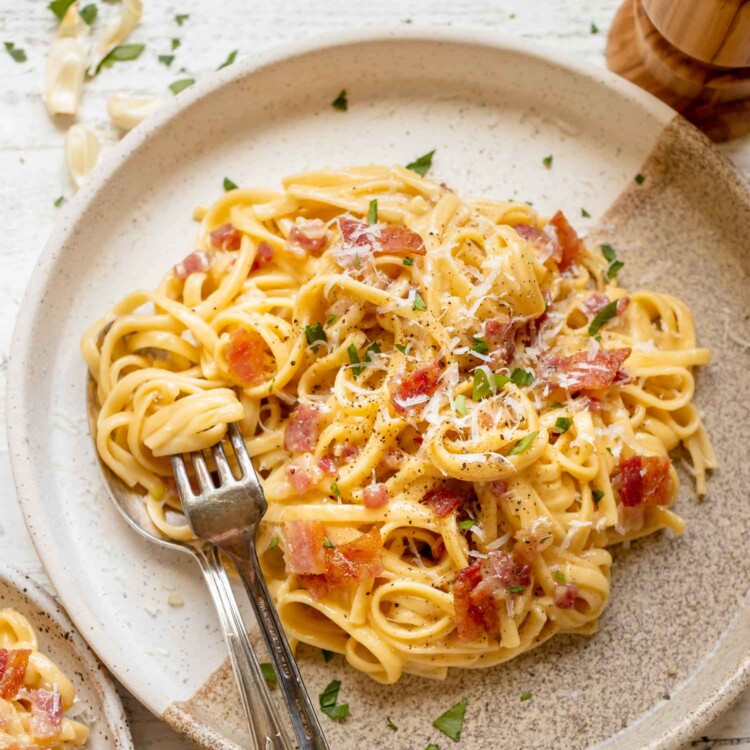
<box><xmin>331</xmin><ymin>89</ymin><xmax>348</xmax><ymax>111</ymax></box>
<box><xmin>432</xmin><ymin>698</ymin><xmax>468</xmax><ymax>741</ymax></box>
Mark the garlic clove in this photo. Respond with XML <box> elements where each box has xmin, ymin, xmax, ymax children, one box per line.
<box><xmin>98</xmin><ymin>0</ymin><xmax>142</xmax><ymax>56</ymax></box>
<box><xmin>44</xmin><ymin>37</ymin><xmax>87</xmax><ymax>116</ymax></box>
<box><xmin>57</xmin><ymin>2</ymin><xmax>88</xmax><ymax>39</ymax></box>
<box><xmin>65</xmin><ymin>124</ymin><xmax>101</xmax><ymax>188</ymax></box>
<box><xmin>107</xmin><ymin>95</ymin><xmax>162</xmax><ymax>132</ymax></box>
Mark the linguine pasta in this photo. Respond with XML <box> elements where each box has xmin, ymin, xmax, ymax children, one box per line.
<box><xmin>82</xmin><ymin>165</ymin><xmax>715</xmax><ymax>683</ymax></box>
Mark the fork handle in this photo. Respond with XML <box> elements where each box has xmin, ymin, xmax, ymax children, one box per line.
<box><xmin>195</xmin><ymin>545</ymin><xmax>292</xmax><ymax>750</ymax></box>
<box><xmin>226</xmin><ymin>547</ymin><xmax>330</xmax><ymax>750</ymax></box>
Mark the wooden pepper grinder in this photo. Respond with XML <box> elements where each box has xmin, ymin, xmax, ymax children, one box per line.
<box><xmin>607</xmin><ymin>0</ymin><xmax>750</xmax><ymax>141</ymax></box>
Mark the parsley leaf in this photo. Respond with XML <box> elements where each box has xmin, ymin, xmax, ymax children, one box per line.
<box><xmin>600</xmin><ymin>243</ymin><xmax>617</xmax><ymax>262</ymax></box>
<box><xmin>319</xmin><ymin>680</ymin><xmax>349</xmax><ymax>721</ymax></box>
<box><xmin>175</xmin><ymin>13</ymin><xmax>190</xmax><ymax>25</ymax></box>
<box><xmin>554</xmin><ymin>416</ymin><xmax>572</xmax><ymax>434</ymax></box>
<box><xmin>403</xmin><ymin>257</ymin><xmax>414</xmax><ymax>266</ymax></box>
<box><xmin>592</xmin><ymin>489</ymin><xmax>605</xmax><ymax>503</ymax></box>
<box><xmin>386</xmin><ymin>717</ymin><xmax>398</xmax><ymax>731</ymax></box>
<box><xmin>472</xmin><ymin>369</ymin><xmax>491</xmax><ymax>402</ymax></box>
<box><xmin>305</xmin><ymin>322</ymin><xmax>327</xmax><ymax>350</ymax></box>
<box><xmin>331</xmin><ymin>89</ymin><xmax>348</xmax><ymax>111</ymax></box>
<box><xmin>507</xmin><ymin>431</ymin><xmax>539</xmax><ymax>456</ymax></box>
<box><xmin>79</xmin><ymin>4</ymin><xmax>97</xmax><ymax>25</ymax></box>
<box><xmin>412</xmin><ymin>290</ymin><xmax>427</xmax><ymax>311</ymax></box>
<box><xmin>590</xmin><ymin>22</ymin><xmax>599</xmax><ymax>33</ymax></box>
<box><xmin>171</xmin><ymin>37</ymin><xmax>180</xmax><ymax>51</ymax></box>
<box><xmin>368</xmin><ymin>198</ymin><xmax>378</xmax><ymax>225</ymax></box>
<box><xmin>426</xmin><ymin>746</ymin><xmax>439</xmax><ymax>750</ymax></box>
<box><xmin>588</xmin><ymin>299</ymin><xmax>618</xmax><ymax>336</ymax></box>
<box><xmin>509</xmin><ymin>585</ymin><xmax>525</xmax><ymax>594</ymax></box>
<box><xmin>395</xmin><ymin>343</ymin><xmax>408</xmax><ymax>354</ymax></box>
<box><xmin>457</xmin><ymin>519</ymin><xmax>476</xmax><ymax>530</ymax></box>
<box><xmin>432</xmin><ymin>698</ymin><xmax>467</xmax><ymax>741</ymax></box>
<box><xmin>330</xmin><ymin>482</ymin><xmax>340</xmax><ymax>498</ymax></box>
<box><xmin>223</xmin><ymin>176</ymin><xmax>238</xmax><ymax>191</ymax></box>
<box><xmin>49</xmin><ymin>0</ymin><xmax>75</xmax><ymax>20</ymax></box>
<box><xmin>635</xmin><ymin>173</ymin><xmax>646</xmax><ymax>184</ymax></box>
<box><xmin>494</xmin><ymin>373</ymin><xmax>510</xmax><ymax>387</ymax></box>
<box><xmin>4</xmin><ymin>42</ymin><xmax>27</xmax><ymax>63</ymax></box>
<box><xmin>322</xmin><ymin>537</ymin><xmax>335</xmax><ymax>549</ymax></box>
<box><xmin>520</xmin><ymin>691</ymin><xmax>533</xmax><ymax>701</ymax></box>
<box><xmin>542</xmin><ymin>154</ymin><xmax>553</xmax><ymax>169</ymax></box>
<box><xmin>471</xmin><ymin>337</ymin><xmax>489</xmax><ymax>355</ymax></box>
<box><xmin>217</xmin><ymin>49</ymin><xmax>237</xmax><ymax>70</ymax></box>
<box><xmin>325</xmin><ymin>314</ymin><xmax>337</xmax><ymax>327</ymax></box>
<box><xmin>268</xmin><ymin>535</ymin><xmax>279</xmax><ymax>550</ymax></box>
<box><xmin>158</xmin><ymin>54</ymin><xmax>174</xmax><ymax>66</ymax></box>
<box><xmin>581</xmin><ymin>207</ymin><xmax>591</xmax><ymax>218</ymax></box>
<box><xmin>169</xmin><ymin>77</ymin><xmax>195</xmax><ymax>95</ymax></box>
<box><xmin>96</xmin><ymin>43</ymin><xmax>145</xmax><ymax>73</ymax></box>
<box><xmin>553</xmin><ymin>570</ymin><xmax>566</xmax><ymax>583</ymax></box>
<box><xmin>260</xmin><ymin>662</ymin><xmax>277</xmax><ymax>688</ymax></box>
<box><xmin>347</xmin><ymin>344</ymin><xmax>361</xmax><ymax>376</ymax></box>
<box><xmin>53</xmin><ymin>195</ymin><xmax>65</xmax><ymax>207</ymax></box>
<box><xmin>406</xmin><ymin>150</ymin><xmax>435</xmax><ymax>176</ymax></box>
<box><xmin>510</xmin><ymin>368</ymin><xmax>535</xmax><ymax>386</ymax></box>
<box><xmin>322</xmin><ymin>649</ymin><xmax>334</xmax><ymax>662</ymax></box>
<box><xmin>606</xmin><ymin>260</ymin><xmax>624</xmax><ymax>280</ymax></box>
<box><xmin>454</xmin><ymin>394</ymin><xmax>468</xmax><ymax>417</ymax></box>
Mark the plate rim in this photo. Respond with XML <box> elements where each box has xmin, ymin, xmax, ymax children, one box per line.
<box><xmin>6</xmin><ymin>24</ymin><xmax>749</xmax><ymax>749</ymax></box>
<box><xmin>0</xmin><ymin>563</ymin><xmax>134</xmax><ymax>749</ymax></box>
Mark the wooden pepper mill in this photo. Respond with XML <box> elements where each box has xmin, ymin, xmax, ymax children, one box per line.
<box><xmin>607</xmin><ymin>0</ymin><xmax>750</xmax><ymax>141</ymax></box>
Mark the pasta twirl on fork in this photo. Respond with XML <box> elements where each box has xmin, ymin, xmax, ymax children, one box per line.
<box><xmin>82</xmin><ymin>165</ymin><xmax>715</xmax><ymax>684</ymax></box>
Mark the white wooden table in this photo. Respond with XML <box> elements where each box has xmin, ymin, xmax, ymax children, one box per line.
<box><xmin>1</xmin><ymin>2</ymin><xmax>748</xmax><ymax>748</ymax></box>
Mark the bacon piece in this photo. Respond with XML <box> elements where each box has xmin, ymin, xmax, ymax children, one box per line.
<box><xmin>340</xmin><ymin>219</ymin><xmax>425</xmax><ymax>257</ymax></box>
<box><xmin>299</xmin><ymin>528</ymin><xmax>384</xmax><ymax>599</ymax></box>
<box><xmin>514</xmin><ymin>223</ymin><xmax>562</xmax><ymax>263</ymax></box>
<box><xmin>489</xmin><ymin>480</ymin><xmax>508</xmax><ymax>497</ymax></box>
<box><xmin>548</xmin><ymin>211</ymin><xmax>582</xmax><ymax>271</ymax></box>
<box><xmin>226</xmin><ymin>328</ymin><xmax>267</xmax><ymax>385</ymax></box>
<box><xmin>428</xmin><ymin>536</ymin><xmax>446</xmax><ymax>561</ymax></box>
<box><xmin>554</xmin><ymin>583</ymin><xmax>579</xmax><ymax>609</ymax></box>
<box><xmin>363</xmin><ymin>483</ymin><xmax>389</xmax><ymax>508</ymax></box>
<box><xmin>617</xmin><ymin>296</ymin><xmax>631</xmax><ymax>317</ymax></box>
<box><xmin>251</xmin><ymin>241</ymin><xmax>274</xmax><ymax>271</ymax></box>
<box><xmin>287</xmin><ymin>219</ymin><xmax>328</xmax><ymax>254</ymax></box>
<box><xmin>617</xmin><ymin>455</ymin><xmax>672</xmax><ymax>508</ymax></box>
<box><xmin>0</xmin><ymin>649</ymin><xmax>30</xmax><ymax>700</ymax></box>
<box><xmin>484</xmin><ymin>312</ymin><xmax>518</xmax><ymax>366</ymax></box>
<box><xmin>21</xmin><ymin>689</ymin><xmax>63</xmax><ymax>742</ymax></box>
<box><xmin>583</xmin><ymin>293</ymin><xmax>610</xmax><ymax>316</ymax></box>
<box><xmin>283</xmin><ymin>521</ymin><xmax>328</xmax><ymax>575</ymax></box>
<box><xmin>174</xmin><ymin>250</ymin><xmax>212</xmax><ymax>279</ymax></box>
<box><xmin>284</xmin><ymin>403</ymin><xmax>323</xmax><ymax>453</ymax></box>
<box><xmin>452</xmin><ymin>561</ymin><xmax>488</xmax><ymax>641</ymax></box>
<box><xmin>544</xmin><ymin>347</ymin><xmax>631</xmax><ymax>392</ymax></box>
<box><xmin>389</xmin><ymin>360</ymin><xmax>443</xmax><ymax>412</ymax></box>
<box><xmin>317</xmin><ymin>455</ymin><xmax>337</xmax><ymax>476</ymax></box>
<box><xmin>422</xmin><ymin>487</ymin><xmax>465</xmax><ymax>517</ymax></box>
<box><xmin>210</xmin><ymin>223</ymin><xmax>242</xmax><ymax>251</ymax></box>
<box><xmin>339</xmin><ymin>442</ymin><xmax>360</xmax><ymax>463</ymax></box>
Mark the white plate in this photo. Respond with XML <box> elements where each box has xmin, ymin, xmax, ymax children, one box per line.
<box><xmin>0</xmin><ymin>565</ymin><xmax>133</xmax><ymax>749</ymax></box>
<box><xmin>7</xmin><ymin>27</ymin><xmax>750</xmax><ymax>750</ymax></box>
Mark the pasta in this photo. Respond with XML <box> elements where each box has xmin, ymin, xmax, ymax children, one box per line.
<box><xmin>0</xmin><ymin>608</ymin><xmax>89</xmax><ymax>747</ymax></box>
<box><xmin>82</xmin><ymin>165</ymin><xmax>715</xmax><ymax>684</ymax></box>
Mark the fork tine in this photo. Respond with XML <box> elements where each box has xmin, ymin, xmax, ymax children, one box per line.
<box><xmin>190</xmin><ymin>451</ymin><xmax>214</xmax><ymax>492</ymax></box>
<box><xmin>227</xmin><ymin>423</ymin><xmax>254</xmax><ymax>478</ymax></box>
<box><xmin>211</xmin><ymin>441</ymin><xmax>234</xmax><ymax>484</ymax></box>
<box><xmin>170</xmin><ymin>455</ymin><xmax>194</xmax><ymax>500</ymax></box>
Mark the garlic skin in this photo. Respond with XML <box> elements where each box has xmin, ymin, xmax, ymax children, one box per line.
<box><xmin>107</xmin><ymin>95</ymin><xmax>162</xmax><ymax>132</ymax></box>
<box><xmin>65</xmin><ymin>125</ymin><xmax>101</xmax><ymax>188</ymax></box>
<box><xmin>44</xmin><ymin>3</ymin><xmax>89</xmax><ymax>117</ymax></box>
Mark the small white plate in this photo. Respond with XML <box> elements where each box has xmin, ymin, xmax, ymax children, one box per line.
<box><xmin>0</xmin><ymin>565</ymin><xmax>133</xmax><ymax>749</ymax></box>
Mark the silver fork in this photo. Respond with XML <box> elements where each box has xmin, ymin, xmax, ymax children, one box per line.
<box><xmin>172</xmin><ymin>423</ymin><xmax>330</xmax><ymax>750</ymax></box>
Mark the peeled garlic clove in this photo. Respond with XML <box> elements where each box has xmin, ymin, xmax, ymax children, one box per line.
<box><xmin>44</xmin><ymin>37</ymin><xmax>86</xmax><ymax>116</ymax></box>
<box><xmin>65</xmin><ymin>124</ymin><xmax>100</xmax><ymax>187</ymax></box>
<box><xmin>57</xmin><ymin>2</ymin><xmax>88</xmax><ymax>39</ymax></box>
<box><xmin>107</xmin><ymin>95</ymin><xmax>162</xmax><ymax>132</ymax></box>
<box><xmin>98</xmin><ymin>0</ymin><xmax>142</xmax><ymax>55</ymax></box>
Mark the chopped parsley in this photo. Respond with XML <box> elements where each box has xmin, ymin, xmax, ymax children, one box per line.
<box><xmin>325</xmin><ymin>314</ymin><xmax>337</xmax><ymax>327</ymax></box>
<box><xmin>96</xmin><ymin>43</ymin><xmax>145</xmax><ymax>74</ymax></box>
<box><xmin>542</xmin><ymin>154</ymin><xmax>553</xmax><ymax>169</ymax></box>
<box><xmin>588</xmin><ymin>299</ymin><xmax>618</xmax><ymax>336</ymax></box>
<box><xmin>260</xmin><ymin>662</ymin><xmax>277</xmax><ymax>688</ymax></box>
<box><xmin>606</xmin><ymin>260</ymin><xmax>624</xmax><ymax>279</ymax></box>
<box><xmin>319</xmin><ymin>680</ymin><xmax>349</xmax><ymax>721</ymax></box>
<box><xmin>600</xmin><ymin>243</ymin><xmax>624</xmax><ymax>280</ymax></box>
<box><xmin>509</xmin><ymin>585</ymin><xmax>525</xmax><ymax>594</ymax></box>
<box><xmin>322</xmin><ymin>537</ymin><xmax>336</xmax><ymax>549</ymax></box>
<box><xmin>386</xmin><ymin>717</ymin><xmax>398</xmax><ymax>731</ymax></box>
<box><xmin>520</xmin><ymin>691</ymin><xmax>533</xmax><ymax>701</ymax></box>
<box><xmin>592</xmin><ymin>489</ymin><xmax>605</xmax><ymax>503</ymax></box>
<box><xmin>368</xmin><ymin>198</ymin><xmax>378</xmax><ymax>225</ymax></box>
<box><xmin>158</xmin><ymin>54</ymin><xmax>174</xmax><ymax>66</ymax></box>
<box><xmin>432</xmin><ymin>698</ymin><xmax>467</xmax><ymax>741</ymax></box>
<box><xmin>606</xmin><ymin>446</ymin><xmax>614</xmax><ymax>456</ymax></box>
<box><xmin>406</xmin><ymin>150</ymin><xmax>435</xmax><ymax>177</ymax></box>
<box><xmin>79</xmin><ymin>4</ymin><xmax>97</xmax><ymax>25</ymax></box>
<box><xmin>540</xmin><ymin>535</ymin><xmax>552</xmax><ymax>544</ymax></box>
<box><xmin>601</xmin><ymin>243</ymin><xmax>616</xmax><ymax>262</ymax></box>
<box><xmin>454</xmin><ymin>394</ymin><xmax>468</xmax><ymax>417</ymax></box>
<box><xmin>322</xmin><ymin>649</ymin><xmax>334</xmax><ymax>662</ymax></box>
<box><xmin>175</xmin><ymin>13</ymin><xmax>190</xmax><ymax>25</ymax></box>
<box><xmin>330</xmin><ymin>482</ymin><xmax>341</xmax><ymax>498</ymax></box>
<box><xmin>471</xmin><ymin>337</ymin><xmax>489</xmax><ymax>355</ymax></box>
<box><xmin>581</xmin><ymin>207</ymin><xmax>591</xmax><ymax>218</ymax></box>
<box><xmin>348</xmin><ymin>341</ymin><xmax>381</xmax><ymax>378</ymax></box>
<box><xmin>217</xmin><ymin>49</ymin><xmax>237</xmax><ymax>70</ymax></box>
<box><xmin>472</xmin><ymin>369</ymin><xmax>491</xmax><ymax>401</ymax></box>
<box><xmin>171</xmin><ymin>38</ymin><xmax>181</xmax><ymax>51</ymax></box>
<box><xmin>457</xmin><ymin>519</ymin><xmax>476</xmax><ymax>530</ymax></box>
<box><xmin>554</xmin><ymin>416</ymin><xmax>572</xmax><ymax>434</ymax></box>
<box><xmin>403</xmin><ymin>257</ymin><xmax>414</xmax><ymax>266</ymax></box>
<box><xmin>395</xmin><ymin>343</ymin><xmax>408</xmax><ymax>355</ymax></box>
<box><xmin>590</xmin><ymin>22</ymin><xmax>599</xmax><ymax>33</ymax></box>
<box><xmin>507</xmin><ymin>431</ymin><xmax>539</xmax><ymax>456</ymax></box>
<box><xmin>510</xmin><ymin>368</ymin><xmax>535</xmax><ymax>386</ymax></box>
<box><xmin>305</xmin><ymin>322</ymin><xmax>327</xmax><ymax>350</ymax></box>
<box><xmin>635</xmin><ymin>173</ymin><xmax>646</xmax><ymax>184</ymax></box>
<box><xmin>331</xmin><ymin>89</ymin><xmax>348</xmax><ymax>111</ymax></box>
<box><xmin>268</xmin><ymin>535</ymin><xmax>279</xmax><ymax>550</ymax></box>
<box><xmin>169</xmin><ymin>77</ymin><xmax>195</xmax><ymax>95</ymax></box>
<box><xmin>223</xmin><ymin>176</ymin><xmax>238</xmax><ymax>191</ymax></box>
<box><xmin>49</xmin><ymin>0</ymin><xmax>75</xmax><ymax>20</ymax></box>
<box><xmin>412</xmin><ymin>290</ymin><xmax>427</xmax><ymax>311</ymax></box>
<box><xmin>53</xmin><ymin>195</ymin><xmax>65</xmax><ymax>207</ymax></box>
<box><xmin>4</xmin><ymin>42</ymin><xmax>27</xmax><ymax>63</ymax></box>
<box><xmin>553</xmin><ymin>571</ymin><xmax>566</xmax><ymax>583</ymax></box>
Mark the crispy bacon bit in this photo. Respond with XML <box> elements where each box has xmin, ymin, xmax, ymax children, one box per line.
<box><xmin>363</xmin><ymin>483</ymin><xmax>389</xmax><ymax>508</ymax></box>
<box><xmin>544</xmin><ymin>347</ymin><xmax>631</xmax><ymax>392</ymax></box>
<box><xmin>554</xmin><ymin>583</ymin><xmax>579</xmax><ymax>609</ymax></box>
<box><xmin>485</xmin><ymin>312</ymin><xmax>518</xmax><ymax>366</ymax></box>
<box><xmin>210</xmin><ymin>223</ymin><xmax>242</xmax><ymax>251</ymax></box>
<box><xmin>251</xmin><ymin>241</ymin><xmax>274</xmax><ymax>271</ymax></box>
<box><xmin>514</xmin><ymin>223</ymin><xmax>562</xmax><ymax>263</ymax></box>
<box><xmin>617</xmin><ymin>296</ymin><xmax>631</xmax><ymax>317</ymax></box>
<box><xmin>174</xmin><ymin>250</ymin><xmax>212</xmax><ymax>279</ymax></box>
<box><xmin>284</xmin><ymin>403</ymin><xmax>323</xmax><ymax>453</ymax></box>
<box><xmin>339</xmin><ymin>442</ymin><xmax>360</xmax><ymax>463</ymax></box>
<box><xmin>422</xmin><ymin>487</ymin><xmax>465</xmax><ymax>517</ymax></box>
<box><xmin>299</xmin><ymin>528</ymin><xmax>384</xmax><ymax>599</ymax></box>
<box><xmin>317</xmin><ymin>455</ymin><xmax>337</xmax><ymax>476</ymax></box>
<box><xmin>283</xmin><ymin>521</ymin><xmax>328</xmax><ymax>575</ymax></box>
<box><xmin>428</xmin><ymin>536</ymin><xmax>446</xmax><ymax>561</ymax></box>
<box><xmin>22</xmin><ymin>689</ymin><xmax>63</xmax><ymax>741</ymax></box>
<box><xmin>287</xmin><ymin>458</ymin><xmax>319</xmax><ymax>495</ymax></box>
<box><xmin>287</xmin><ymin>218</ymin><xmax>328</xmax><ymax>254</ymax></box>
<box><xmin>0</xmin><ymin>648</ymin><xmax>31</xmax><ymax>700</ymax></box>
<box><xmin>548</xmin><ymin>211</ymin><xmax>582</xmax><ymax>271</ymax></box>
<box><xmin>617</xmin><ymin>455</ymin><xmax>672</xmax><ymax>508</ymax></box>
<box><xmin>340</xmin><ymin>219</ymin><xmax>426</xmax><ymax>258</ymax></box>
<box><xmin>584</xmin><ymin>293</ymin><xmax>610</xmax><ymax>316</ymax></box>
<box><xmin>389</xmin><ymin>360</ymin><xmax>443</xmax><ymax>412</ymax></box>
<box><xmin>489</xmin><ymin>480</ymin><xmax>508</xmax><ymax>498</ymax></box>
<box><xmin>226</xmin><ymin>328</ymin><xmax>267</xmax><ymax>385</ymax></box>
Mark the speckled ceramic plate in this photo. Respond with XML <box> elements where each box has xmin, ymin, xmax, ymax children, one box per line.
<box><xmin>0</xmin><ymin>565</ymin><xmax>133</xmax><ymax>749</ymax></box>
<box><xmin>7</xmin><ymin>27</ymin><xmax>750</xmax><ymax>750</ymax></box>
